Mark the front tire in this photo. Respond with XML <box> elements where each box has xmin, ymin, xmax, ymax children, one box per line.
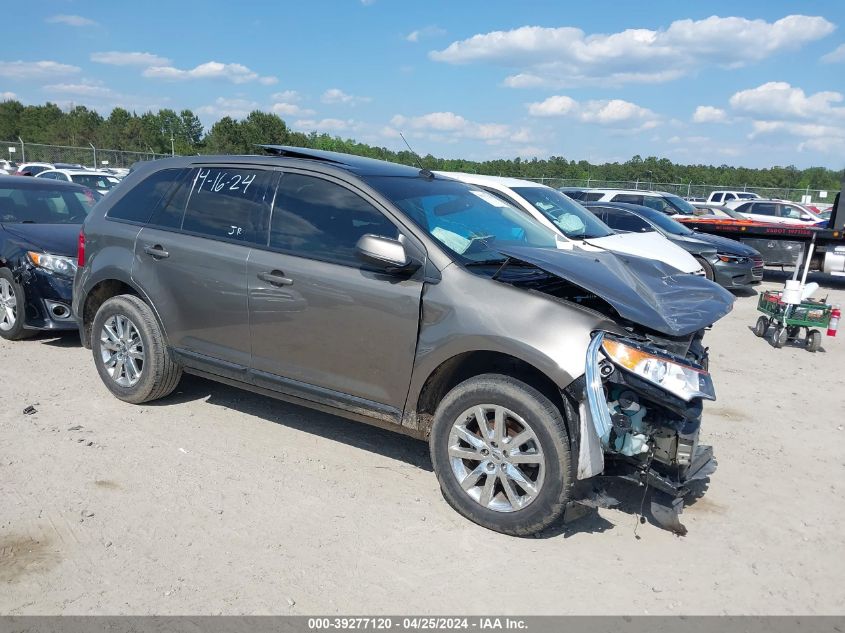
<box><xmin>429</xmin><ymin>374</ymin><xmax>573</xmax><ymax>536</ymax></box>
<box><xmin>91</xmin><ymin>294</ymin><xmax>182</xmax><ymax>403</ymax></box>
<box><xmin>0</xmin><ymin>268</ymin><xmax>35</xmax><ymax>341</ymax></box>
<box><xmin>695</xmin><ymin>257</ymin><xmax>714</xmax><ymax>281</ymax></box>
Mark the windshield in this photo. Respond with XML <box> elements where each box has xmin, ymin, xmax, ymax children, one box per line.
<box><xmin>0</xmin><ymin>186</ymin><xmax>100</xmax><ymax>223</ymax></box>
<box><xmin>638</xmin><ymin>208</ymin><xmax>695</xmax><ymax>236</ymax></box>
<box><xmin>511</xmin><ymin>186</ymin><xmax>614</xmax><ymax>239</ymax></box>
<box><xmin>665</xmin><ymin>195</ymin><xmax>698</xmax><ymax>215</ymax></box>
<box><xmin>364</xmin><ymin>176</ymin><xmax>559</xmax><ymax>263</ymax></box>
<box><xmin>71</xmin><ymin>174</ymin><xmax>119</xmax><ymax>190</ymax></box>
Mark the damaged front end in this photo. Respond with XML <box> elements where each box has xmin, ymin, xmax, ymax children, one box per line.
<box><xmin>579</xmin><ymin>330</ymin><xmax>717</xmax><ymax>535</ymax></box>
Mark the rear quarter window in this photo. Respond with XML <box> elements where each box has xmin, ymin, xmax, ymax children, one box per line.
<box><xmin>106</xmin><ymin>168</ymin><xmax>185</xmax><ymax>224</ymax></box>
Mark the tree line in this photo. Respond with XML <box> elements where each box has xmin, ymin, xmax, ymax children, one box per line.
<box><xmin>0</xmin><ymin>99</ymin><xmax>841</xmax><ymax>190</ymax></box>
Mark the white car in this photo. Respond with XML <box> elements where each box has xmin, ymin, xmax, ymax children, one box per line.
<box><xmin>437</xmin><ymin>174</ymin><xmax>703</xmax><ymax>275</ymax></box>
<box><xmin>14</xmin><ymin>162</ymin><xmax>54</xmax><ymax>176</ymax></box>
<box><xmin>724</xmin><ymin>199</ymin><xmax>825</xmax><ymax>225</ymax></box>
<box><xmin>35</xmin><ymin>169</ymin><xmax>120</xmax><ymax>195</ymax></box>
<box><xmin>582</xmin><ymin>189</ymin><xmax>701</xmax><ymax>216</ymax></box>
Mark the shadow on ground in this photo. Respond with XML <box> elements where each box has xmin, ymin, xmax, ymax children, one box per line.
<box><xmin>157</xmin><ymin>373</ymin><xmax>434</xmax><ymax>472</ymax></box>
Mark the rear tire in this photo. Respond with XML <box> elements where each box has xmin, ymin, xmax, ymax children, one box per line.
<box><xmin>429</xmin><ymin>374</ymin><xmax>572</xmax><ymax>536</ymax></box>
<box><xmin>753</xmin><ymin>316</ymin><xmax>768</xmax><ymax>338</ymax></box>
<box><xmin>772</xmin><ymin>325</ymin><xmax>788</xmax><ymax>348</ymax></box>
<box><xmin>0</xmin><ymin>268</ymin><xmax>35</xmax><ymax>341</ymax></box>
<box><xmin>91</xmin><ymin>294</ymin><xmax>182</xmax><ymax>403</ymax></box>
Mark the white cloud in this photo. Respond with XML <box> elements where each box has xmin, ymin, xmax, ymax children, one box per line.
<box><xmin>196</xmin><ymin>97</ymin><xmax>259</xmax><ymax>119</ymax></box>
<box><xmin>430</xmin><ymin>15</ymin><xmax>835</xmax><ymax>86</ymax></box>
<box><xmin>271</xmin><ymin>102</ymin><xmax>315</xmax><ymax>117</ymax></box>
<box><xmin>821</xmin><ymin>43</ymin><xmax>845</xmax><ymax>63</ymax></box>
<box><xmin>361</xmin><ymin>0</ymin><xmax>376</xmax><ymax>5</ymax></box>
<box><xmin>46</xmin><ymin>14</ymin><xmax>97</xmax><ymax>27</ymax></box>
<box><xmin>44</xmin><ymin>81</ymin><xmax>116</xmax><ymax>98</ymax></box>
<box><xmin>321</xmin><ymin>88</ymin><xmax>371</xmax><ymax>105</ymax></box>
<box><xmin>91</xmin><ymin>51</ymin><xmax>171</xmax><ymax>67</ymax></box>
<box><xmin>1</xmin><ymin>91</ymin><xmax>17</xmax><ymax>100</ymax></box>
<box><xmin>0</xmin><ymin>60</ymin><xmax>81</xmax><ymax>80</ymax></box>
<box><xmin>389</xmin><ymin>111</ymin><xmax>521</xmax><ymax>142</ymax></box>
<box><xmin>271</xmin><ymin>90</ymin><xmax>301</xmax><ymax>102</ymax></box>
<box><xmin>729</xmin><ymin>82</ymin><xmax>845</xmax><ymax>122</ymax></box>
<box><xmin>527</xmin><ymin>95</ymin><xmax>658</xmax><ymax>130</ymax></box>
<box><xmin>406</xmin><ymin>26</ymin><xmax>446</xmax><ymax>42</ymax></box>
<box><xmin>692</xmin><ymin>105</ymin><xmax>728</xmax><ymax>123</ymax></box>
<box><xmin>294</xmin><ymin>118</ymin><xmax>361</xmax><ymax>132</ymax></box>
<box><xmin>720</xmin><ymin>82</ymin><xmax>845</xmax><ymax>156</ymax></box>
<box><xmin>143</xmin><ymin>62</ymin><xmax>277</xmax><ymax>85</ymax></box>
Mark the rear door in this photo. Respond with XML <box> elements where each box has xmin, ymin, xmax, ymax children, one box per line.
<box><xmin>133</xmin><ymin>166</ymin><xmax>276</xmax><ymax>373</ymax></box>
<box><xmin>246</xmin><ymin>170</ymin><xmax>424</xmax><ymax>412</ymax></box>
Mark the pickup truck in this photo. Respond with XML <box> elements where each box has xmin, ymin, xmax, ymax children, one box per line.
<box><xmin>704</xmin><ymin>190</ymin><xmax>761</xmax><ymax>204</ymax></box>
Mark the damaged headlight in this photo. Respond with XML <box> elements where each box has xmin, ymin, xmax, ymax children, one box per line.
<box><xmin>26</xmin><ymin>251</ymin><xmax>77</xmax><ymax>278</ymax></box>
<box><xmin>602</xmin><ymin>338</ymin><xmax>715</xmax><ymax>402</ymax></box>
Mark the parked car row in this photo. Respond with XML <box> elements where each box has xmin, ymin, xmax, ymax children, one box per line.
<box><xmin>2</xmin><ymin>161</ymin><xmax>128</xmax><ymax>188</ymax></box>
<box><xmin>1</xmin><ymin>149</ymin><xmax>738</xmax><ymax>537</ymax></box>
<box><xmin>563</xmin><ymin>186</ymin><xmax>828</xmax><ymax>227</ymax></box>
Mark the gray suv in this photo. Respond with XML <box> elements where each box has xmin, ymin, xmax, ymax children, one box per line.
<box><xmin>73</xmin><ymin>147</ymin><xmax>734</xmax><ymax>536</ymax></box>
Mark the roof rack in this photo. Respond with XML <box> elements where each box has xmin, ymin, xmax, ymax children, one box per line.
<box><xmin>257</xmin><ymin>145</ymin><xmax>346</xmax><ymax>164</ymax></box>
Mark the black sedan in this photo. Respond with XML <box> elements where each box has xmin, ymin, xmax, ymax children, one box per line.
<box><xmin>0</xmin><ymin>177</ymin><xmax>100</xmax><ymax>340</ymax></box>
<box><xmin>584</xmin><ymin>201</ymin><xmax>763</xmax><ymax>289</ymax></box>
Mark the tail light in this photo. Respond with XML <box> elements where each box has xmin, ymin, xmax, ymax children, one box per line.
<box><xmin>77</xmin><ymin>230</ymin><xmax>86</xmax><ymax>267</ymax></box>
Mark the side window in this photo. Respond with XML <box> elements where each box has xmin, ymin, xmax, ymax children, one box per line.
<box><xmin>270</xmin><ymin>173</ymin><xmax>398</xmax><ymax>266</ymax></box>
<box><xmin>611</xmin><ymin>194</ymin><xmax>644</xmax><ymax>204</ymax></box>
<box><xmin>735</xmin><ymin>202</ymin><xmax>751</xmax><ymax>212</ymax></box>
<box><xmin>711</xmin><ymin>193</ymin><xmax>723</xmax><ymax>203</ymax></box>
<box><xmin>779</xmin><ymin>205</ymin><xmax>802</xmax><ymax>219</ymax></box>
<box><xmin>603</xmin><ymin>209</ymin><xmax>653</xmax><ymax>232</ymax></box>
<box><xmin>107</xmin><ymin>168</ymin><xmax>184</xmax><ymax>224</ymax></box>
<box><xmin>582</xmin><ymin>192</ymin><xmax>603</xmax><ymax>202</ymax></box>
<box><xmin>181</xmin><ymin>168</ymin><xmax>276</xmax><ymax>245</ymax></box>
<box><xmin>751</xmin><ymin>203</ymin><xmax>777</xmax><ymax>216</ymax></box>
<box><xmin>641</xmin><ymin>197</ymin><xmax>670</xmax><ymax>213</ymax></box>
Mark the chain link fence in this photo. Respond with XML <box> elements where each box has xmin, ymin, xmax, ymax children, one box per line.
<box><xmin>522</xmin><ymin>178</ymin><xmax>838</xmax><ymax>205</ymax></box>
<box><xmin>1</xmin><ymin>139</ymin><xmax>172</xmax><ymax>169</ymax></box>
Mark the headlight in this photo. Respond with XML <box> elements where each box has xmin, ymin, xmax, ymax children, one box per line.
<box><xmin>27</xmin><ymin>251</ymin><xmax>77</xmax><ymax>277</ymax></box>
<box><xmin>717</xmin><ymin>253</ymin><xmax>748</xmax><ymax>264</ymax></box>
<box><xmin>602</xmin><ymin>338</ymin><xmax>715</xmax><ymax>402</ymax></box>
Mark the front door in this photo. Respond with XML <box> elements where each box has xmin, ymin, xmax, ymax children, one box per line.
<box><xmin>247</xmin><ymin>171</ymin><xmax>424</xmax><ymax>412</ymax></box>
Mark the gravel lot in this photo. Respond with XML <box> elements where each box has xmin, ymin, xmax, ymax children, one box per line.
<box><xmin>1</xmin><ymin>273</ymin><xmax>843</xmax><ymax>615</ymax></box>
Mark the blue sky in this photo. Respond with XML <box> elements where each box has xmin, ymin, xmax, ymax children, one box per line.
<box><xmin>2</xmin><ymin>1</ymin><xmax>844</xmax><ymax>168</ymax></box>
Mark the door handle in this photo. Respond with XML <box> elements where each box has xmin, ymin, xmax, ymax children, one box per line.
<box><xmin>258</xmin><ymin>270</ymin><xmax>294</xmax><ymax>287</ymax></box>
<box><xmin>143</xmin><ymin>244</ymin><xmax>170</xmax><ymax>259</ymax></box>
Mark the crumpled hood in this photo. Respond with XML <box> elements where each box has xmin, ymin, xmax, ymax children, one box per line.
<box><xmin>1</xmin><ymin>223</ymin><xmax>80</xmax><ymax>257</ymax></box>
<box><xmin>497</xmin><ymin>245</ymin><xmax>735</xmax><ymax>337</ymax></box>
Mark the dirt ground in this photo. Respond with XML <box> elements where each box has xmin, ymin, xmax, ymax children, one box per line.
<box><xmin>1</xmin><ymin>272</ymin><xmax>843</xmax><ymax>615</ymax></box>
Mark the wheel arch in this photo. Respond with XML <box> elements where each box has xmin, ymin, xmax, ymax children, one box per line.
<box><xmin>406</xmin><ymin>350</ymin><xmax>574</xmax><ymax>440</ymax></box>
<box><xmin>79</xmin><ymin>275</ymin><xmax>161</xmax><ymax>348</ymax></box>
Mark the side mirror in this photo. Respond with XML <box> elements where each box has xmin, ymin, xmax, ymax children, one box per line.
<box><xmin>355</xmin><ymin>234</ymin><xmax>420</xmax><ymax>274</ymax></box>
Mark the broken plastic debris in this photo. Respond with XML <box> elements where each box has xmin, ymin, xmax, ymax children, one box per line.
<box><xmin>23</xmin><ymin>405</ymin><xmax>37</xmax><ymax>415</ymax></box>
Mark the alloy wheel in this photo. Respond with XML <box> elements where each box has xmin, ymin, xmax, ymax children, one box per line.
<box><xmin>448</xmin><ymin>404</ymin><xmax>546</xmax><ymax>513</ymax></box>
<box><xmin>99</xmin><ymin>314</ymin><xmax>145</xmax><ymax>387</ymax></box>
<box><xmin>0</xmin><ymin>278</ymin><xmax>17</xmax><ymax>332</ymax></box>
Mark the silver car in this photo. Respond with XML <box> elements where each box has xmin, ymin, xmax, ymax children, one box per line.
<box><xmin>72</xmin><ymin>147</ymin><xmax>734</xmax><ymax>536</ymax></box>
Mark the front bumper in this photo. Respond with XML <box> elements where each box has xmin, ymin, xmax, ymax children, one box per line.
<box><xmin>18</xmin><ymin>267</ymin><xmax>77</xmax><ymax>331</ymax></box>
<box><xmin>578</xmin><ymin>331</ymin><xmax>717</xmax><ymax>534</ymax></box>
<box><xmin>711</xmin><ymin>256</ymin><xmax>763</xmax><ymax>289</ymax></box>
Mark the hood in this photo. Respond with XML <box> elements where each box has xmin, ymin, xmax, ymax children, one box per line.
<box><xmin>497</xmin><ymin>245</ymin><xmax>735</xmax><ymax>337</ymax></box>
<box><xmin>1</xmin><ymin>223</ymin><xmax>80</xmax><ymax>257</ymax></box>
<box><xmin>585</xmin><ymin>231</ymin><xmax>700</xmax><ymax>274</ymax></box>
<box><xmin>668</xmin><ymin>235</ymin><xmax>718</xmax><ymax>257</ymax></box>
<box><xmin>684</xmin><ymin>231</ymin><xmax>760</xmax><ymax>256</ymax></box>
